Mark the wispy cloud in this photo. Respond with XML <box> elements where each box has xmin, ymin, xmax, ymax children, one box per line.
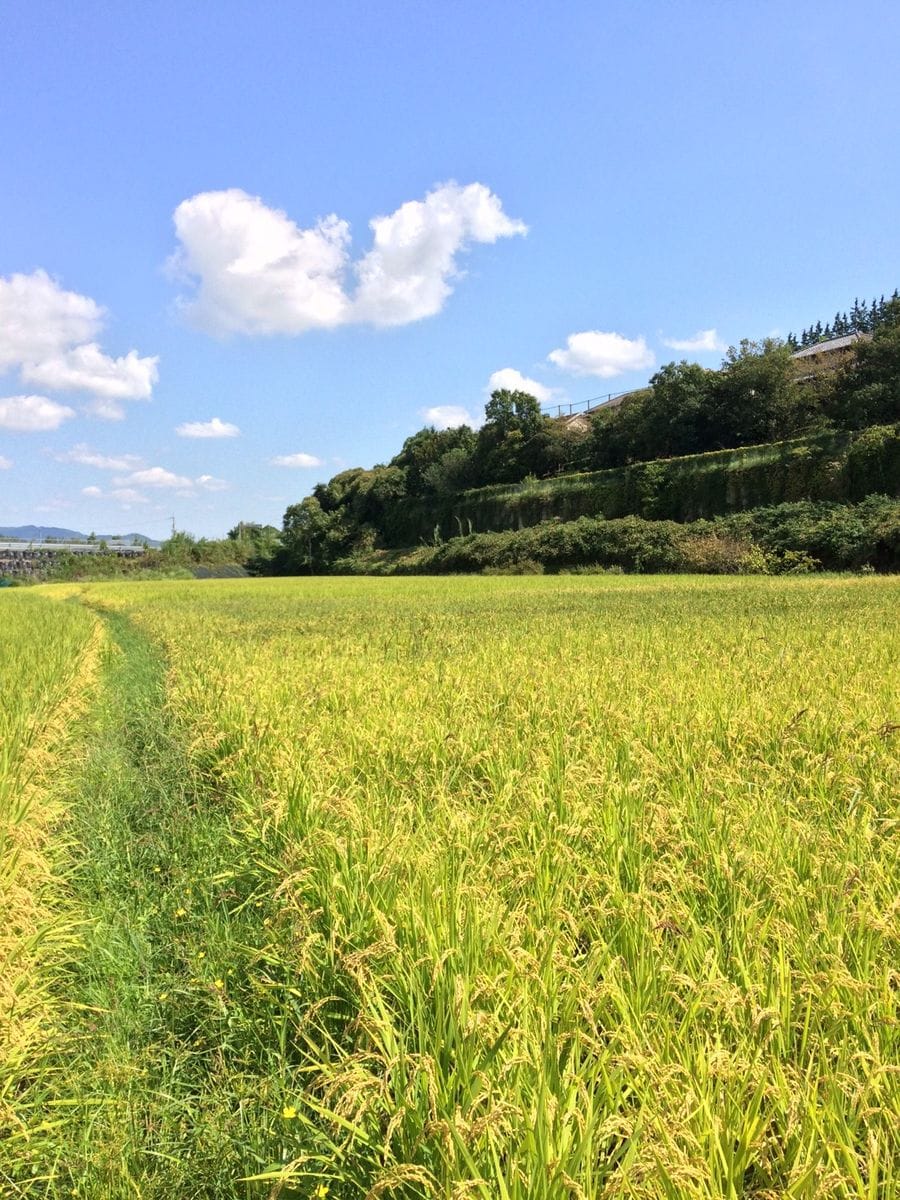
<box><xmin>271</xmin><ymin>452</ymin><xmax>323</xmax><ymax>468</ymax></box>
<box><xmin>662</xmin><ymin>328</ymin><xmax>725</xmax><ymax>353</ymax></box>
<box><xmin>54</xmin><ymin>443</ymin><xmax>142</xmax><ymax>471</ymax></box>
<box><xmin>196</xmin><ymin>474</ymin><xmax>228</xmax><ymax>491</ymax></box>
<box><xmin>175</xmin><ymin>416</ymin><xmax>241</xmax><ymax>438</ymax></box>
<box><xmin>82</xmin><ymin>484</ymin><xmax>149</xmax><ymax>506</ymax></box>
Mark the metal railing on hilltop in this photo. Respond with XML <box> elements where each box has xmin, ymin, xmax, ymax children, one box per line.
<box><xmin>541</xmin><ymin>390</ymin><xmax>630</xmax><ymax>418</ymax></box>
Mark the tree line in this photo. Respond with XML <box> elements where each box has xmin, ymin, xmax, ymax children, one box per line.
<box><xmin>787</xmin><ymin>289</ymin><xmax>899</xmax><ymax>348</ymax></box>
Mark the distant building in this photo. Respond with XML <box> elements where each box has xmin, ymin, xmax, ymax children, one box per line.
<box><xmin>547</xmin><ymin>390</ymin><xmax>640</xmax><ymax>432</ymax></box>
<box><xmin>790</xmin><ymin>332</ymin><xmax>870</xmax><ymax>361</ymax></box>
<box><xmin>790</xmin><ymin>332</ymin><xmax>870</xmax><ymax>385</ymax></box>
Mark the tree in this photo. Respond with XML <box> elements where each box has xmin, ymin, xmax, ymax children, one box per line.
<box><xmin>482</xmin><ymin>388</ymin><xmax>544</xmax><ymax>439</ymax></box>
<box><xmin>827</xmin><ymin>299</ymin><xmax>900</xmax><ymax>428</ymax></box>
<box><xmin>281</xmin><ymin>497</ymin><xmax>344</xmax><ymax>572</ymax></box>
<box><xmin>390</xmin><ymin>425</ymin><xmax>476</xmax><ymax>496</ymax></box>
<box><xmin>421</xmin><ymin>446</ymin><xmax>476</xmax><ymax>495</ymax></box>
<box><xmin>473</xmin><ymin>390</ymin><xmax>549</xmax><ymax>484</ymax></box>
<box><xmin>708</xmin><ymin>340</ymin><xmax>803</xmax><ymax>447</ymax></box>
<box><xmin>589</xmin><ymin>390</ymin><xmax>652</xmax><ymax>468</ymax></box>
<box><xmin>639</xmin><ymin>361</ymin><xmax>717</xmax><ymax>458</ymax></box>
<box><xmin>227</xmin><ymin>522</ymin><xmax>281</xmax><ymax>570</ymax></box>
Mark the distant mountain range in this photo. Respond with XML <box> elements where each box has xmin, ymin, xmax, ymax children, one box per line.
<box><xmin>0</xmin><ymin>525</ymin><xmax>162</xmax><ymax>547</ymax></box>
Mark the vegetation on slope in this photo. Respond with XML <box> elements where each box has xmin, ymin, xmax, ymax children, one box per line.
<box><xmin>274</xmin><ymin>303</ymin><xmax>900</xmax><ymax>575</ymax></box>
<box><xmin>375</xmin><ymin>423</ymin><xmax>900</xmax><ymax>547</ymax></box>
<box><xmin>333</xmin><ymin>496</ymin><xmax>900</xmax><ymax>577</ymax></box>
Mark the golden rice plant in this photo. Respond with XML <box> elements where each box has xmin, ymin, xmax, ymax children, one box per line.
<box><xmin>0</xmin><ymin>592</ymin><xmax>100</xmax><ymax>1149</ymax></box>
<box><xmin>70</xmin><ymin>574</ymin><xmax>897</xmax><ymax>1198</ymax></box>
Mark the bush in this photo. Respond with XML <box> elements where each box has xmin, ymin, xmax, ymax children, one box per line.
<box><xmin>387</xmin><ymin>498</ymin><xmax>900</xmax><ymax>576</ymax></box>
<box><xmin>678</xmin><ymin>534</ymin><xmax>769</xmax><ymax>575</ymax></box>
<box><xmin>717</xmin><ymin>495</ymin><xmax>900</xmax><ymax>571</ymax></box>
<box><xmin>482</xmin><ymin>559</ymin><xmax>545</xmax><ymax>575</ymax></box>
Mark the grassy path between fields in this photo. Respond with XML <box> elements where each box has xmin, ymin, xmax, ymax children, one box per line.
<box><xmin>6</xmin><ymin>607</ymin><xmax>297</xmax><ymax>1199</ymax></box>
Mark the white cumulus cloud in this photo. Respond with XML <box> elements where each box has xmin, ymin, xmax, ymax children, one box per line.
<box><xmin>353</xmin><ymin>182</ymin><xmax>527</xmax><ymax>327</ymax></box>
<box><xmin>118</xmin><ymin>466</ymin><xmax>194</xmax><ymax>490</ymax></box>
<box><xmin>421</xmin><ymin>405</ymin><xmax>476</xmax><ymax>430</ymax></box>
<box><xmin>109</xmin><ymin>465</ymin><xmax>229</xmax><ymax>496</ymax></box>
<box><xmin>271</xmin><ymin>452</ymin><xmax>323</xmax><ymax>468</ymax></box>
<box><xmin>55</xmin><ymin>443</ymin><xmax>142</xmax><ymax>471</ymax></box>
<box><xmin>170</xmin><ymin>182</ymin><xmax>525</xmax><ymax>335</ymax></box>
<box><xmin>0</xmin><ymin>270</ymin><xmax>103</xmax><ymax>369</ymax></box>
<box><xmin>175</xmin><ymin>416</ymin><xmax>241</xmax><ymax>438</ymax></box>
<box><xmin>0</xmin><ymin>270</ymin><xmax>158</xmax><ymax>412</ymax></box>
<box><xmin>0</xmin><ymin>394</ymin><xmax>76</xmax><ymax>432</ymax></box>
<box><xmin>0</xmin><ymin>455</ymin><xmax>11</xmax><ymax>469</ymax></box>
<box><xmin>487</xmin><ymin>368</ymin><xmax>556</xmax><ymax>403</ymax></box>
<box><xmin>548</xmin><ymin>331</ymin><xmax>655</xmax><ymax>378</ymax></box>
<box><xmin>171</xmin><ymin>189</ymin><xmax>351</xmax><ymax>335</ymax></box>
<box><xmin>662</xmin><ymin>328</ymin><xmax>726</xmax><ymax>353</ymax></box>
<box><xmin>23</xmin><ymin>343</ymin><xmax>158</xmax><ymax>402</ymax></box>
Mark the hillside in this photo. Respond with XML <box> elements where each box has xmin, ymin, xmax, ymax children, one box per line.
<box><xmin>380</xmin><ymin>423</ymin><xmax>899</xmax><ymax>546</ymax></box>
<box><xmin>274</xmin><ymin>311</ymin><xmax>900</xmax><ymax>576</ymax></box>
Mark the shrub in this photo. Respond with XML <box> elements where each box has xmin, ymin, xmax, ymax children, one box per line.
<box><xmin>678</xmin><ymin>534</ymin><xmax>769</xmax><ymax>575</ymax></box>
<box><xmin>388</xmin><ymin>498</ymin><xmax>900</xmax><ymax>576</ymax></box>
<box><xmin>482</xmin><ymin>559</ymin><xmax>545</xmax><ymax>575</ymax></box>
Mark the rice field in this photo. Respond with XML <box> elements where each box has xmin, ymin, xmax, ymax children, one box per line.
<box><xmin>1</xmin><ymin>575</ymin><xmax>898</xmax><ymax>1198</ymax></box>
<box><xmin>0</xmin><ymin>593</ymin><xmax>99</xmax><ymax>1173</ymax></box>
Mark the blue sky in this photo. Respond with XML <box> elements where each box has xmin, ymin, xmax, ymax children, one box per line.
<box><xmin>1</xmin><ymin>0</ymin><xmax>898</xmax><ymax>537</ymax></box>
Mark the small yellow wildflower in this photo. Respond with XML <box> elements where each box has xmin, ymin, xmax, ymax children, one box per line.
<box><xmin>282</xmin><ymin>1104</ymin><xmax>298</xmax><ymax>1119</ymax></box>
<box><xmin>152</xmin><ymin>866</ymin><xmax>161</xmax><ymax>874</ymax></box>
<box><xmin>314</xmin><ymin>1185</ymin><xmax>329</xmax><ymax>1198</ymax></box>
<box><xmin>174</xmin><ymin>907</ymin><xmax>187</xmax><ymax>918</ymax></box>
<box><xmin>157</xmin><ymin>991</ymin><xmax>169</xmax><ymax>1002</ymax></box>
<box><xmin>213</xmin><ymin>978</ymin><xmax>224</xmax><ymax>989</ymax></box>
<box><xmin>196</xmin><ymin>951</ymin><xmax>206</xmax><ymax>960</ymax></box>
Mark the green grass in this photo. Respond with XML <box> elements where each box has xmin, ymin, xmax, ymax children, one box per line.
<box><xmin>3</xmin><ymin>607</ymin><xmax>300</xmax><ymax>1197</ymax></box>
<box><xmin>3</xmin><ymin>575</ymin><xmax>899</xmax><ymax>1198</ymax></box>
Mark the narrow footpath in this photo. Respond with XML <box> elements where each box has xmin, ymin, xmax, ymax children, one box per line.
<box><xmin>9</xmin><ymin>607</ymin><xmax>296</xmax><ymax>1199</ymax></box>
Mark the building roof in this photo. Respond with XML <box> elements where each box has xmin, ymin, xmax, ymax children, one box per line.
<box><xmin>791</xmin><ymin>332</ymin><xmax>869</xmax><ymax>360</ymax></box>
